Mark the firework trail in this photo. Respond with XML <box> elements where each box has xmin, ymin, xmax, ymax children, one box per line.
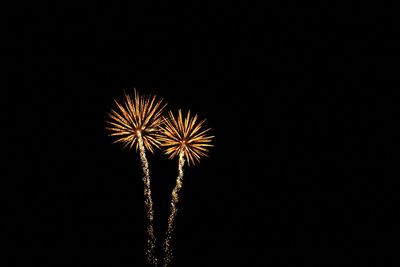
<box><xmin>163</xmin><ymin>151</ymin><xmax>185</xmax><ymax>267</ymax></box>
<box><xmin>106</xmin><ymin>89</ymin><xmax>166</xmax><ymax>266</ymax></box>
<box><xmin>137</xmin><ymin>132</ymin><xmax>157</xmax><ymax>266</ymax></box>
<box><xmin>157</xmin><ymin>110</ymin><xmax>213</xmax><ymax>266</ymax></box>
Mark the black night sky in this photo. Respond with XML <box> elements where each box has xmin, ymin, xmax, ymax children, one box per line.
<box><xmin>7</xmin><ymin>2</ymin><xmax>399</xmax><ymax>266</ymax></box>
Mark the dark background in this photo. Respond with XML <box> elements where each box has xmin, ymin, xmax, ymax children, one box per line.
<box><xmin>7</xmin><ymin>2</ymin><xmax>399</xmax><ymax>266</ymax></box>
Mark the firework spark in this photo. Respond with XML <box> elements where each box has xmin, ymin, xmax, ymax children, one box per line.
<box><xmin>106</xmin><ymin>89</ymin><xmax>166</xmax><ymax>153</ymax></box>
<box><xmin>158</xmin><ymin>110</ymin><xmax>214</xmax><ymax>266</ymax></box>
<box><xmin>158</xmin><ymin>110</ymin><xmax>214</xmax><ymax>166</ymax></box>
<box><xmin>106</xmin><ymin>89</ymin><xmax>167</xmax><ymax>266</ymax></box>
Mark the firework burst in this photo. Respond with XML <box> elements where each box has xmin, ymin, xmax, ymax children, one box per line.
<box><xmin>158</xmin><ymin>109</ymin><xmax>214</xmax><ymax>166</ymax></box>
<box><xmin>158</xmin><ymin>110</ymin><xmax>214</xmax><ymax>266</ymax></box>
<box><xmin>106</xmin><ymin>89</ymin><xmax>167</xmax><ymax>266</ymax></box>
<box><xmin>106</xmin><ymin>89</ymin><xmax>167</xmax><ymax>153</ymax></box>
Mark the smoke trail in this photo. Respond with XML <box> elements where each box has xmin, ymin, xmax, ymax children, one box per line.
<box><xmin>137</xmin><ymin>133</ymin><xmax>158</xmax><ymax>266</ymax></box>
<box><xmin>164</xmin><ymin>151</ymin><xmax>186</xmax><ymax>267</ymax></box>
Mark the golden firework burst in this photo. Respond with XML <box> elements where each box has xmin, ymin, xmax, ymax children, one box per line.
<box><xmin>106</xmin><ymin>89</ymin><xmax>167</xmax><ymax>153</ymax></box>
<box><xmin>158</xmin><ymin>109</ymin><xmax>214</xmax><ymax>165</ymax></box>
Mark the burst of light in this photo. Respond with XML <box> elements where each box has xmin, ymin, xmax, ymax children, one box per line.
<box><xmin>106</xmin><ymin>89</ymin><xmax>167</xmax><ymax>153</ymax></box>
<box><xmin>157</xmin><ymin>110</ymin><xmax>214</xmax><ymax>166</ymax></box>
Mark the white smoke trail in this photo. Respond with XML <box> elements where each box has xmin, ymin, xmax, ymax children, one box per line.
<box><xmin>137</xmin><ymin>133</ymin><xmax>158</xmax><ymax>266</ymax></box>
<box><xmin>164</xmin><ymin>150</ymin><xmax>185</xmax><ymax>267</ymax></box>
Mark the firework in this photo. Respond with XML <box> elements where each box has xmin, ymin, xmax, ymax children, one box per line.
<box><xmin>106</xmin><ymin>89</ymin><xmax>166</xmax><ymax>153</ymax></box>
<box><xmin>158</xmin><ymin>110</ymin><xmax>214</xmax><ymax>266</ymax></box>
<box><xmin>106</xmin><ymin>89</ymin><xmax>167</xmax><ymax>266</ymax></box>
<box><xmin>158</xmin><ymin>110</ymin><xmax>214</xmax><ymax>166</ymax></box>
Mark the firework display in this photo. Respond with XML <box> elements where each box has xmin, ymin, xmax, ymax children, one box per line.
<box><xmin>106</xmin><ymin>90</ymin><xmax>213</xmax><ymax>267</ymax></box>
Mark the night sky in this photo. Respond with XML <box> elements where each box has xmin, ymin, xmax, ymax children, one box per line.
<box><xmin>8</xmin><ymin>2</ymin><xmax>399</xmax><ymax>266</ymax></box>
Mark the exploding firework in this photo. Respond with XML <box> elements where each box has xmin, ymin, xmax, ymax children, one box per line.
<box><xmin>158</xmin><ymin>110</ymin><xmax>214</xmax><ymax>166</ymax></box>
<box><xmin>106</xmin><ymin>89</ymin><xmax>166</xmax><ymax>153</ymax></box>
<box><xmin>158</xmin><ymin>110</ymin><xmax>214</xmax><ymax>266</ymax></box>
<box><xmin>106</xmin><ymin>89</ymin><xmax>167</xmax><ymax>266</ymax></box>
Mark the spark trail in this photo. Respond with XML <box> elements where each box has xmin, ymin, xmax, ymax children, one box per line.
<box><xmin>138</xmin><ymin>132</ymin><xmax>158</xmax><ymax>266</ymax></box>
<box><xmin>164</xmin><ymin>151</ymin><xmax>185</xmax><ymax>267</ymax></box>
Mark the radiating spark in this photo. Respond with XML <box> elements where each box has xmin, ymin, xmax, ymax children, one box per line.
<box><xmin>157</xmin><ymin>109</ymin><xmax>214</xmax><ymax>166</ymax></box>
<box><xmin>106</xmin><ymin>89</ymin><xmax>167</xmax><ymax>153</ymax></box>
<box><xmin>106</xmin><ymin>89</ymin><xmax>166</xmax><ymax>266</ymax></box>
<box><xmin>158</xmin><ymin>110</ymin><xmax>214</xmax><ymax>266</ymax></box>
